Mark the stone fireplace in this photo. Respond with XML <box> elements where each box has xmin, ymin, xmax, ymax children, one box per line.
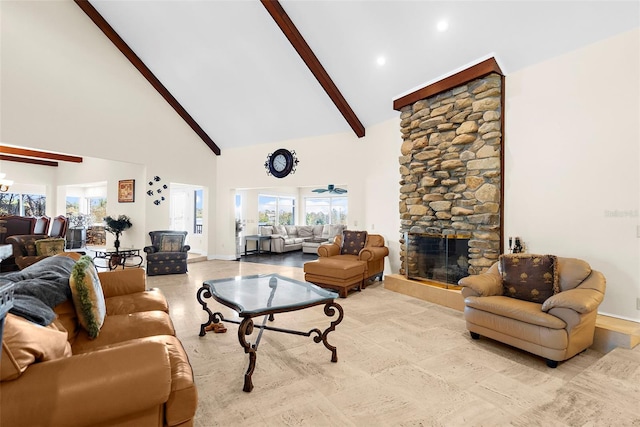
<box><xmin>405</xmin><ymin>231</ymin><xmax>471</xmax><ymax>285</ymax></box>
<box><xmin>393</xmin><ymin>58</ymin><xmax>505</xmax><ymax>287</ymax></box>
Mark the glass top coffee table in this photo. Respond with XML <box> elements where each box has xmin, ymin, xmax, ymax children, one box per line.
<box><xmin>197</xmin><ymin>274</ymin><xmax>344</xmax><ymax>392</ymax></box>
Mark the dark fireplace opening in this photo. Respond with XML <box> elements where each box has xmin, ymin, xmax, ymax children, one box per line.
<box><xmin>405</xmin><ymin>232</ymin><xmax>470</xmax><ymax>287</ymax></box>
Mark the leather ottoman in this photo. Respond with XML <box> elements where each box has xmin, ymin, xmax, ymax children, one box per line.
<box><xmin>303</xmin><ymin>258</ymin><xmax>365</xmax><ymax>298</ymax></box>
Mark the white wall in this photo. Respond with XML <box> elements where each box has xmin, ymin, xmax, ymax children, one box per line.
<box><xmin>504</xmin><ymin>28</ymin><xmax>640</xmax><ymax>321</ymax></box>
<box><xmin>0</xmin><ymin>161</ymin><xmax>55</xmax><ymax>216</ymax></box>
<box><xmin>216</xmin><ymin>119</ymin><xmax>402</xmax><ymax>271</ymax></box>
<box><xmin>1</xmin><ymin>0</ymin><xmax>218</xmax><ymax>251</ymax></box>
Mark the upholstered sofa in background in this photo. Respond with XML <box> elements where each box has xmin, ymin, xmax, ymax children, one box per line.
<box><xmin>258</xmin><ymin>224</ymin><xmax>346</xmax><ymax>253</ymax></box>
<box><xmin>5</xmin><ymin>234</ymin><xmax>64</xmax><ymax>270</ymax></box>
<box><xmin>458</xmin><ymin>254</ymin><xmax>606</xmax><ymax>367</ymax></box>
<box><xmin>1</xmin><ymin>254</ymin><xmax>197</xmax><ymax>426</ymax></box>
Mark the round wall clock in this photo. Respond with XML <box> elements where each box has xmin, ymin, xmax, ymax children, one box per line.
<box><xmin>265</xmin><ymin>148</ymin><xmax>299</xmax><ymax>178</ymax></box>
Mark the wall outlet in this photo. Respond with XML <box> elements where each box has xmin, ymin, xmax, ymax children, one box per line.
<box><xmin>637</xmin><ymin>298</ymin><xmax>640</xmax><ymax>311</ymax></box>
<box><xmin>371</xmin><ymin>223</ymin><xmax>375</xmax><ymax>230</ymax></box>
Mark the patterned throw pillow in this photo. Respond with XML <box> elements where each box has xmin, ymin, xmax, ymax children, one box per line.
<box><xmin>35</xmin><ymin>238</ymin><xmax>66</xmax><ymax>256</ymax></box>
<box><xmin>159</xmin><ymin>234</ymin><xmax>184</xmax><ymax>252</ymax></box>
<box><xmin>69</xmin><ymin>255</ymin><xmax>106</xmax><ymax>339</ymax></box>
<box><xmin>276</xmin><ymin>225</ymin><xmax>288</xmax><ymax>237</ymax></box>
<box><xmin>341</xmin><ymin>230</ymin><xmax>368</xmax><ymax>255</ymax></box>
<box><xmin>499</xmin><ymin>254</ymin><xmax>559</xmax><ymax>303</ymax></box>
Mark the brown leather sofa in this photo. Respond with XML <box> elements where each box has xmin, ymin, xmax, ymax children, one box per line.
<box><xmin>5</xmin><ymin>234</ymin><xmax>50</xmax><ymax>269</ymax></box>
<box><xmin>1</xmin><ymin>216</ymin><xmax>39</xmax><ymax>271</ymax></box>
<box><xmin>1</xmin><ymin>254</ymin><xmax>197</xmax><ymax>426</ymax></box>
<box><xmin>0</xmin><ymin>215</ymin><xmax>37</xmax><ymax>243</ymax></box>
<box><xmin>458</xmin><ymin>255</ymin><xmax>606</xmax><ymax>367</ymax></box>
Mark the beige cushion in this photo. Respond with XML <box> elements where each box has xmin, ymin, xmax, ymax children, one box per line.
<box><xmin>297</xmin><ymin>226</ymin><xmax>313</xmax><ymax>238</ymax></box>
<box><xmin>259</xmin><ymin>226</ymin><xmax>274</xmax><ymax>236</ymax></box>
<box><xmin>285</xmin><ymin>225</ymin><xmax>298</xmax><ymax>236</ymax></box>
<box><xmin>499</xmin><ymin>254</ymin><xmax>559</xmax><ymax>303</ymax></box>
<box><xmin>69</xmin><ymin>255</ymin><xmax>106</xmax><ymax>339</ymax></box>
<box><xmin>1</xmin><ymin>313</ymin><xmax>72</xmax><ymax>381</ymax></box>
<box><xmin>35</xmin><ymin>238</ymin><xmax>66</xmax><ymax>256</ymax></box>
<box><xmin>557</xmin><ymin>257</ymin><xmax>592</xmax><ymax>291</ymax></box>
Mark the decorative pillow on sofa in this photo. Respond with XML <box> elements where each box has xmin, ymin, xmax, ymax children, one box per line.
<box><xmin>297</xmin><ymin>226</ymin><xmax>314</xmax><ymax>238</ymax></box>
<box><xmin>35</xmin><ymin>238</ymin><xmax>66</xmax><ymax>256</ymax></box>
<box><xmin>341</xmin><ymin>230</ymin><xmax>367</xmax><ymax>255</ymax></box>
<box><xmin>1</xmin><ymin>313</ymin><xmax>72</xmax><ymax>381</ymax></box>
<box><xmin>499</xmin><ymin>254</ymin><xmax>559</xmax><ymax>303</ymax></box>
<box><xmin>69</xmin><ymin>255</ymin><xmax>106</xmax><ymax>339</ymax></box>
<box><xmin>159</xmin><ymin>234</ymin><xmax>185</xmax><ymax>252</ymax></box>
<box><xmin>259</xmin><ymin>226</ymin><xmax>274</xmax><ymax>236</ymax></box>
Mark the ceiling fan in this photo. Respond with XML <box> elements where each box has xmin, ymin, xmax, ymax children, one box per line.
<box><xmin>312</xmin><ymin>184</ymin><xmax>347</xmax><ymax>194</ymax></box>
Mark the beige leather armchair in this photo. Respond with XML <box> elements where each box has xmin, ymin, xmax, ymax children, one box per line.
<box><xmin>459</xmin><ymin>255</ymin><xmax>606</xmax><ymax>367</ymax></box>
<box><xmin>318</xmin><ymin>233</ymin><xmax>389</xmax><ymax>283</ymax></box>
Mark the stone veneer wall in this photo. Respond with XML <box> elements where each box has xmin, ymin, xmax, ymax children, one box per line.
<box><xmin>398</xmin><ymin>72</ymin><xmax>503</xmax><ymax>277</ymax></box>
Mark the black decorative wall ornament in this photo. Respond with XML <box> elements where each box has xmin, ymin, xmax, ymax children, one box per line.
<box><xmin>147</xmin><ymin>176</ymin><xmax>166</xmax><ymax>205</ymax></box>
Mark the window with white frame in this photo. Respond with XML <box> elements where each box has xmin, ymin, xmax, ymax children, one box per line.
<box><xmin>258</xmin><ymin>195</ymin><xmax>295</xmax><ymax>226</ymax></box>
<box><xmin>304</xmin><ymin>196</ymin><xmax>347</xmax><ymax>225</ymax></box>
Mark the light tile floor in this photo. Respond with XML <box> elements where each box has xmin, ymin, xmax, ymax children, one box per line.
<box><xmin>148</xmin><ymin>260</ymin><xmax>640</xmax><ymax>427</ymax></box>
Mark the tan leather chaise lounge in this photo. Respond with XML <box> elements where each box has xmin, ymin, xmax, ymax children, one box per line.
<box><xmin>1</xmin><ymin>253</ymin><xmax>197</xmax><ymax>426</ymax></box>
<box><xmin>458</xmin><ymin>254</ymin><xmax>606</xmax><ymax>367</ymax></box>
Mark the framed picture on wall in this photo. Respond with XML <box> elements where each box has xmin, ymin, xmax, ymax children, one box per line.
<box><xmin>118</xmin><ymin>179</ymin><xmax>135</xmax><ymax>203</ymax></box>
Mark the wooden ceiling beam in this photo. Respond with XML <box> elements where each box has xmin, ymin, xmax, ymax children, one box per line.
<box><xmin>74</xmin><ymin>0</ymin><xmax>221</xmax><ymax>156</ymax></box>
<box><xmin>0</xmin><ymin>154</ymin><xmax>59</xmax><ymax>167</ymax></box>
<box><xmin>0</xmin><ymin>146</ymin><xmax>81</xmax><ymax>163</ymax></box>
<box><xmin>261</xmin><ymin>0</ymin><xmax>365</xmax><ymax>138</ymax></box>
<box><xmin>393</xmin><ymin>57</ymin><xmax>504</xmax><ymax>110</ymax></box>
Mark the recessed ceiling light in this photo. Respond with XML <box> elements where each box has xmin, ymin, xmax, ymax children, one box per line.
<box><xmin>437</xmin><ymin>20</ymin><xmax>449</xmax><ymax>32</ymax></box>
<box><xmin>376</xmin><ymin>56</ymin><xmax>386</xmax><ymax>66</ymax></box>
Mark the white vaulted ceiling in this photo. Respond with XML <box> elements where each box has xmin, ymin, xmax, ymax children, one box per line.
<box><xmin>88</xmin><ymin>0</ymin><xmax>639</xmax><ymax>153</ymax></box>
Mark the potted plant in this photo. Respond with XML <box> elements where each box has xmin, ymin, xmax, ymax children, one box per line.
<box><xmin>104</xmin><ymin>215</ymin><xmax>133</xmax><ymax>251</ymax></box>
